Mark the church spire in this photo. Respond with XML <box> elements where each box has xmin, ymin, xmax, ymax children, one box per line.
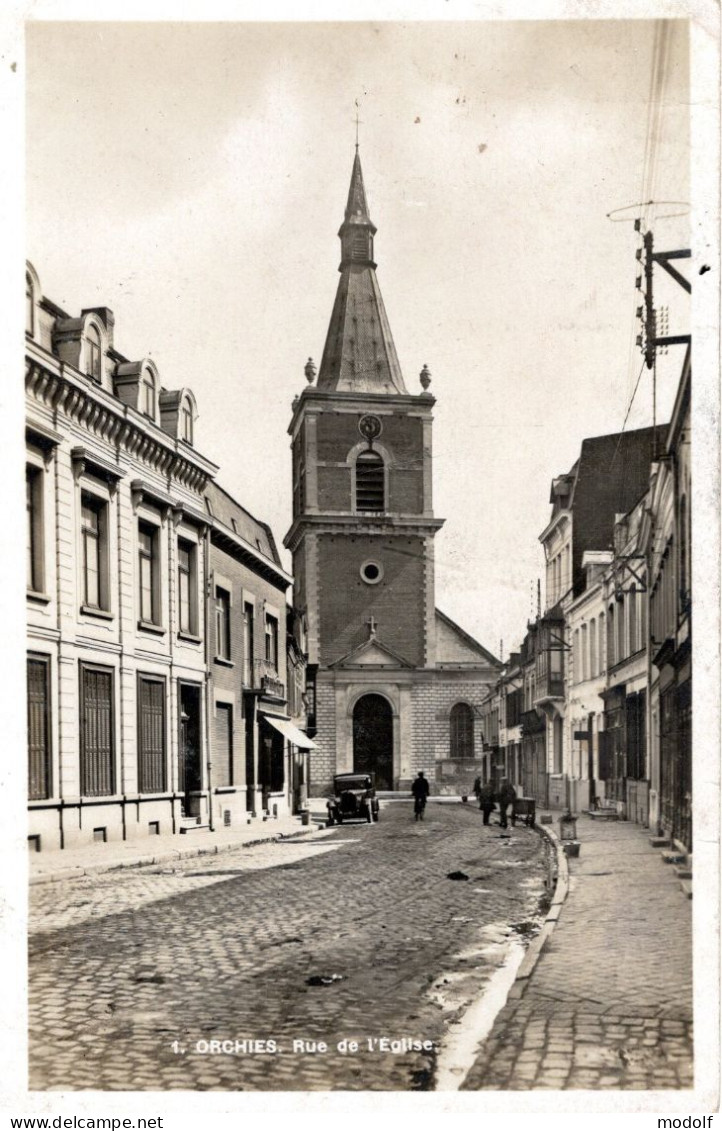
<box><xmin>339</xmin><ymin>150</ymin><xmax>377</xmax><ymax>268</ymax></box>
<box><xmin>316</xmin><ymin>151</ymin><xmax>407</xmax><ymax>395</ymax></box>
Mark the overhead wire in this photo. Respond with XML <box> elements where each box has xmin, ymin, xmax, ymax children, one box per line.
<box><xmin>610</xmin><ymin>356</ymin><xmax>647</xmax><ymax>470</ymax></box>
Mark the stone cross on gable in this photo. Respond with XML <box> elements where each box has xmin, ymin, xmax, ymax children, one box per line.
<box><xmin>366</xmin><ymin>615</ymin><xmax>377</xmax><ymax>638</ymax></box>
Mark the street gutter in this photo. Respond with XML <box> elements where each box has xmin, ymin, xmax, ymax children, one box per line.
<box><xmin>434</xmin><ymin>819</ymin><xmax>570</xmax><ymax>1090</ymax></box>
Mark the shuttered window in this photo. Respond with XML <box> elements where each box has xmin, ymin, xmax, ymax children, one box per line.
<box><xmin>214</xmin><ymin>703</ymin><xmax>233</xmax><ymax>788</ymax></box>
<box><xmin>80</xmin><ymin>665</ymin><xmax>114</xmax><ymax>796</ymax></box>
<box><xmin>356</xmin><ymin>450</ymin><xmax>385</xmax><ymax>511</ymax></box>
<box><xmin>138</xmin><ymin>676</ymin><xmax>166</xmax><ymax>793</ymax></box>
<box><xmin>27</xmin><ymin>656</ymin><xmax>51</xmax><ymax>800</ymax></box>
<box><xmin>450</xmin><ymin>702</ymin><xmax>474</xmax><ymax>759</ymax></box>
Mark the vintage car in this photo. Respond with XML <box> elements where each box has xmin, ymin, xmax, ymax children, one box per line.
<box><xmin>327</xmin><ymin>773</ymin><xmax>380</xmax><ymax>825</ymax></box>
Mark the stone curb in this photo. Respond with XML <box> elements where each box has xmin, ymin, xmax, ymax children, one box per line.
<box><xmin>507</xmin><ymin>821</ymin><xmax>569</xmax><ymax>998</ymax></box>
<box><xmin>28</xmin><ymin>823</ymin><xmax>327</xmax><ymax>887</ymax></box>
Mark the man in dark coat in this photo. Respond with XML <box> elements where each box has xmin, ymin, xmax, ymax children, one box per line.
<box><xmin>411</xmin><ymin>771</ymin><xmax>430</xmax><ymax>821</ymax></box>
<box><xmin>478</xmin><ymin>782</ymin><xmax>496</xmax><ymax>825</ymax></box>
<box><xmin>498</xmin><ymin>780</ymin><xmax>518</xmax><ymax>829</ymax></box>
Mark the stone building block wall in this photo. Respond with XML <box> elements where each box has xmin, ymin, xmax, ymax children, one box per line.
<box><xmin>409</xmin><ymin>673</ymin><xmax>494</xmax><ymax>792</ymax></box>
<box><xmin>309</xmin><ymin>679</ymin><xmax>338</xmax><ymax>795</ymax></box>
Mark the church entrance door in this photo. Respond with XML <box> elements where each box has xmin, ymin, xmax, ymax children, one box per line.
<box><xmin>353</xmin><ymin>694</ymin><xmax>393</xmax><ymax>790</ymax></box>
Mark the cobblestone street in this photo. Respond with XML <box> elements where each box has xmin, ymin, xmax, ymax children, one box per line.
<box><xmin>29</xmin><ymin>801</ymin><xmax>548</xmax><ymax>1092</ymax></box>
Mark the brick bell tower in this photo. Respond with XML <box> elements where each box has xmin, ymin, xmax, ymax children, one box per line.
<box><xmin>285</xmin><ymin>148</ymin><xmax>445</xmax><ymax>795</ymax></box>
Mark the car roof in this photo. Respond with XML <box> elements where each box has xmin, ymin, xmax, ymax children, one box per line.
<box><xmin>334</xmin><ymin>773</ymin><xmax>372</xmax><ymax>782</ymax></box>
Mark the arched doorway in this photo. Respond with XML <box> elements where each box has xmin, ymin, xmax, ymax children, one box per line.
<box><xmin>353</xmin><ymin>694</ymin><xmax>393</xmax><ymax>789</ymax></box>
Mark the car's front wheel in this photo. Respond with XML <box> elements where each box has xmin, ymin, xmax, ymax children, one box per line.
<box><xmin>372</xmin><ymin>809</ymin><xmax>379</xmax><ymax>823</ymax></box>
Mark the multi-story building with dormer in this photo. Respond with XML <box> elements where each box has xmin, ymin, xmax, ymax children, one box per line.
<box><xmin>25</xmin><ymin>263</ymin><xmax>302</xmax><ymax>851</ymax></box>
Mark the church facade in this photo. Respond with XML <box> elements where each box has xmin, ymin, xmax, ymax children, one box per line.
<box><xmin>284</xmin><ymin>151</ymin><xmax>500</xmax><ymax>794</ymax></box>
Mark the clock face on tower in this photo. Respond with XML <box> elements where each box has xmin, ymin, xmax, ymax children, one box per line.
<box><xmin>358</xmin><ymin>414</ymin><xmax>382</xmax><ymax>443</ymax></box>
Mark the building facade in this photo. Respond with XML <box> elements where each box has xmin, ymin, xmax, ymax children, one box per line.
<box><xmin>26</xmin><ymin>262</ymin><xmax>217</xmax><ymax>849</ymax></box>
<box><xmin>563</xmin><ymin>552</ymin><xmax>611</xmax><ymax>813</ymax></box>
<box><xmin>284</xmin><ymin>152</ymin><xmax>500</xmax><ymax>795</ymax></box>
<box><xmin>204</xmin><ymin>481</ymin><xmax>309</xmax><ymax>827</ymax></box>
<box><xmin>25</xmin><ymin>263</ymin><xmax>308</xmax><ymax>850</ymax></box>
<box><xmin>645</xmin><ymin>347</ymin><xmax>691</xmax><ymax>851</ymax></box>
<box><xmin>599</xmin><ymin>499</ymin><xmax>650</xmax><ymax>824</ymax></box>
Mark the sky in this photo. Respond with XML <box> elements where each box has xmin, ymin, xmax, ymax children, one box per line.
<box><xmin>25</xmin><ymin>18</ymin><xmax>691</xmax><ymax>658</ymax></box>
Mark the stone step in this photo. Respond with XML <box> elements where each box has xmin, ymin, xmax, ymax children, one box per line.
<box><xmin>674</xmin><ymin>865</ymin><xmax>693</xmax><ymax>880</ymax></box>
<box><xmin>661</xmin><ymin>848</ymin><xmax>687</xmax><ymax>865</ymax></box>
<box><xmin>179</xmin><ymin>823</ymin><xmax>211</xmax><ymax>834</ymax></box>
<box><xmin>649</xmin><ymin>835</ymin><xmax>670</xmax><ymax>847</ymax></box>
<box><xmin>680</xmin><ymin>879</ymin><xmax>693</xmax><ymax>899</ymax></box>
<box><xmin>588</xmin><ymin>809</ymin><xmax>619</xmax><ymax>820</ymax></box>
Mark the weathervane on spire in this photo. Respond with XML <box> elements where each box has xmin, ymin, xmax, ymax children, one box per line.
<box><xmin>354</xmin><ymin>99</ymin><xmax>363</xmax><ymax>150</ymax></box>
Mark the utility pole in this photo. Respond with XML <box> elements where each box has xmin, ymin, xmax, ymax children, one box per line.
<box><xmin>635</xmin><ymin>221</ymin><xmax>691</xmax><ymax>455</ymax></box>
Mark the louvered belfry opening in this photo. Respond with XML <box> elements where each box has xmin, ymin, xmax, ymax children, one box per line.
<box><xmin>356</xmin><ymin>449</ymin><xmax>385</xmax><ymax>511</ymax></box>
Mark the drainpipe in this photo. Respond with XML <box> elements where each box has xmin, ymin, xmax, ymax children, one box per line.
<box><xmin>644</xmin><ymin>494</ymin><xmax>657</xmax><ymax>834</ymax></box>
<box><xmin>203</xmin><ymin>524</ymin><xmax>214</xmax><ymax>832</ymax></box>
<box><xmin>54</xmin><ymin>448</ymin><xmax>65</xmax><ymax>850</ymax></box>
<box><xmin>117</xmin><ymin>483</ymin><xmax>127</xmax><ymax>843</ymax></box>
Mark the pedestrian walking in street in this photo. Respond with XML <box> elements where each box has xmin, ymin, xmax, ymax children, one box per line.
<box><xmin>472</xmin><ymin>776</ymin><xmax>482</xmax><ymax>803</ymax></box>
<box><xmin>411</xmin><ymin>771</ymin><xmax>430</xmax><ymax>821</ymax></box>
<box><xmin>498</xmin><ymin>780</ymin><xmax>517</xmax><ymax>829</ymax></box>
<box><xmin>478</xmin><ymin>782</ymin><xmax>496</xmax><ymax>825</ymax></box>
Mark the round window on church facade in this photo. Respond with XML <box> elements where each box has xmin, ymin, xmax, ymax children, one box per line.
<box><xmin>360</xmin><ymin>560</ymin><xmax>384</xmax><ymax>585</ymax></box>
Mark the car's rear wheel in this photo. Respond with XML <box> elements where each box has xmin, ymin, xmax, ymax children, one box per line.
<box><xmin>336</xmin><ymin>814</ymin><xmax>343</xmax><ymax>824</ymax></box>
<box><xmin>372</xmin><ymin>809</ymin><xmax>379</xmax><ymax>822</ymax></box>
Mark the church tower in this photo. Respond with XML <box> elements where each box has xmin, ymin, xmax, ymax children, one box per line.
<box><xmin>286</xmin><ymin>150</ymin><xmax>498</xmax><ymax>794</ymax></box>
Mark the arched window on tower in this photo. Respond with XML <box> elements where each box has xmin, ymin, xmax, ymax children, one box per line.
<box><xmin>356</xmin><ymin>449</ymin><xmax>385</xmax><ymax>511</ymax></box>
<box><xmin>450</xmin><ymin>702</ymin><xmax>474</xmax><ymax>760</ymax></box>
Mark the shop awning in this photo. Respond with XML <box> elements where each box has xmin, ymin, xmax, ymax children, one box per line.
<box><xmin>261</xmin><ymin>715</ymin><xmax>318</xmax><ymax>749</ymax></box>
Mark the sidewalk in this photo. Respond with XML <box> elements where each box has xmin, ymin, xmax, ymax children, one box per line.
<box><xmin>28</xmin><ymin>807</ymin><xmax>329</xmax><ymax>885</ymax></box>
<box><xmin>462</xmin><ymin>815</ymin><xmax>693</xmax><ymax>1091</ymax></box>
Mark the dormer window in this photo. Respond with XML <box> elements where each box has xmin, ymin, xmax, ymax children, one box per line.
<box><xmin>356</xmin><ymin>449</ymin><xmax>385</xmax><ymax>512</ymax></box>
<box><xmin>26</xmin><ymin>273</ymin><xmax>34</xmax><ymax>336</ymax></box>
<box><xmin>142</xmin><ymin>372</ymin><xmax>156</xmax><ymax>419</ymax></box>
<box><xmin>86</xmin><ymin>324</ymin><xmax>102</xmax><ymax>382</ymax></box>
<box><xmin>181</xmin><ymin>401</ymin><xmax>193</xmax><ymax>444</ymax></box>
